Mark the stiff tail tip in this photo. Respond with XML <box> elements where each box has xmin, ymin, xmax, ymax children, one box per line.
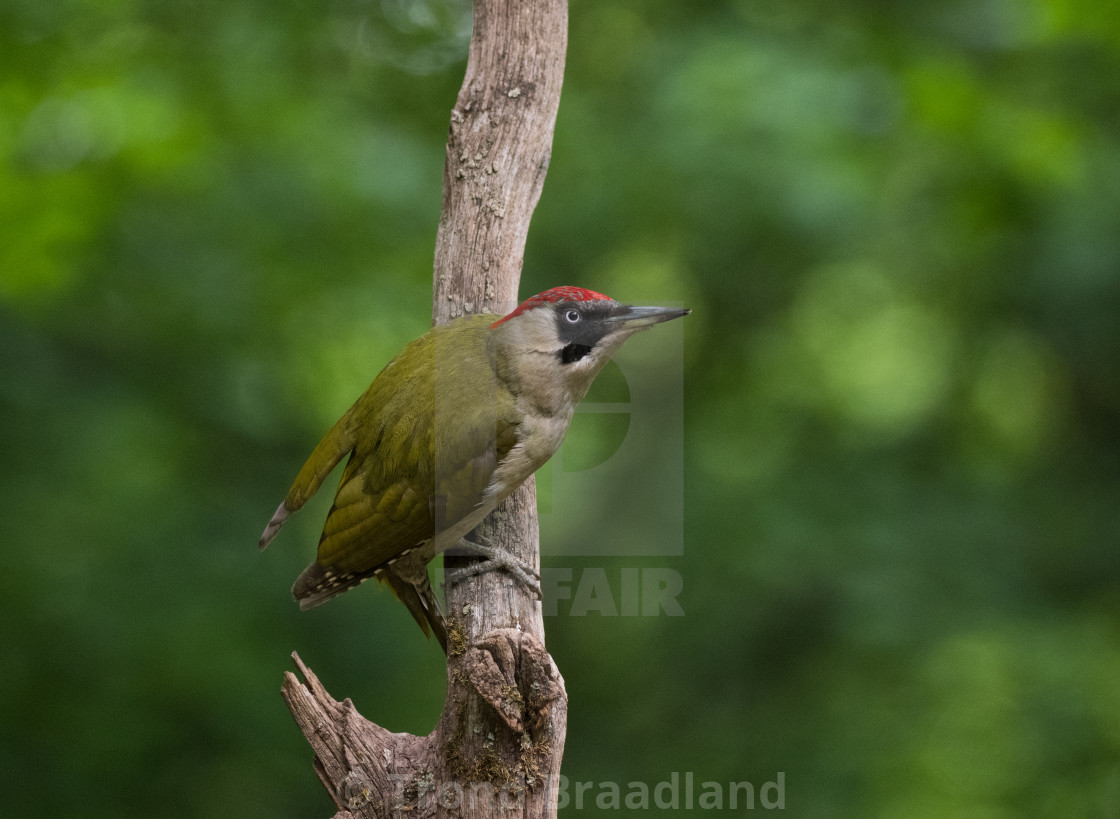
<box><xmin>258</xmin><ymin>502</ymin><xmax>290</xmax><ymax>550</ymax></box>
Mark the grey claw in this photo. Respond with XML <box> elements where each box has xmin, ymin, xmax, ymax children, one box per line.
<box><xmin>444</xmin><ymin>538</ymin><xmax>542</xmax><ymax>598</ymax></box>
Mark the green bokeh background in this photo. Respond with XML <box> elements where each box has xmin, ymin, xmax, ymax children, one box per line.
<box><xmin>3</xmin><ymin>0</ymin><xmax>1119</xmax><ymax>816</ymax></box>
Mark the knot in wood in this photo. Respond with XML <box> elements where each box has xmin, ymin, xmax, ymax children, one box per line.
<box><xmin>463</xmin><ymin>629</ymin><xmax>565</xmax><ymax>734</ymax></box>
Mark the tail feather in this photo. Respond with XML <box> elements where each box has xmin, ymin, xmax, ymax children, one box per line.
<box><xmin>292</xmin><ymin>560</ymin><xmax>448</xmax><ymax>653</ymax></box>
<box><xmin>385</xmin><ymin>571</ymin><xmax>449</xmax><ymax>654</ymax></box>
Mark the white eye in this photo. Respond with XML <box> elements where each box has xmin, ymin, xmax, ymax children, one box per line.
<box><xmin>564</xmin><ymin>309</ymin><xmax>581</xmax><ymax>324</ymax></box>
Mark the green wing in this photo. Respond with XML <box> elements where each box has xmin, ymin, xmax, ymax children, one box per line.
<box><xmin>289</xmin><ymin>315</ymin><xmax>521</xmax><ymax>605</ymax></box>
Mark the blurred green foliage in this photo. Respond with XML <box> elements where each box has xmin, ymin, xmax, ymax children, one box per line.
<box><xmin>2</xmin><ymin>0</ymin><xmax>1120</xmax><ymax>816</ymax></box>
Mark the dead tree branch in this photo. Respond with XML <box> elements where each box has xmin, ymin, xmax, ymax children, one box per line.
<box><xmin>281</xmin><ymin>1</ymin><xmax>569</xmax><ymax>816</ymax></box>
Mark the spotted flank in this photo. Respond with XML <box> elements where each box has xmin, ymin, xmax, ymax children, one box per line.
<box><xmin>292</xmin><ymin>545</ymin><xmax>415</xmax><ymax>608</ymax></box>
<box><xmin>291</xmin><ymin>561</ymin><xmax>370</xmax><ymax>610</ymax></box>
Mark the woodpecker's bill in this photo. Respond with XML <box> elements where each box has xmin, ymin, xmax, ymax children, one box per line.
<box><xmin>259</xmin><ymin>286</ymin><xmax>689</xmax><ymax>651</ymax></box>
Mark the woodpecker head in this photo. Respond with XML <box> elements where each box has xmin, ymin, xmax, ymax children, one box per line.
<box><xmin>490</xmin><ymin>286</ymin><xmax>690</xmax><ymax>409</ymax></box>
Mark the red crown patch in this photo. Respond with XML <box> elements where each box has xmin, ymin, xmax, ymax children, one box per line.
<box><xmin>492</xmin><ymin>286</ymin><xmax>613</xmax><ymax>327</ymax></box>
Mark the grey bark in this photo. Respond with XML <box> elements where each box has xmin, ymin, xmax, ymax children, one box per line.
<box><xmin>280</xmin><ymin>1</ymin><xmax>569</xmax><ymax>816</ymax></box>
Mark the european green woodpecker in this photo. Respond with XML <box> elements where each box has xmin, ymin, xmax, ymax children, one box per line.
<box><xmin>259</xmin><ymin>286</ymin><xmax>689</xmax><ymax>650</ymax></box>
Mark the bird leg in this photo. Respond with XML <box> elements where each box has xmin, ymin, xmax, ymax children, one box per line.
<box><xmin>444</xmin><ymin>535</ymin><xmax>542</xmax><ymax>599</ymax></box>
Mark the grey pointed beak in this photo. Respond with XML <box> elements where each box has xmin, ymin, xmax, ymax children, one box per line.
<box><xmin>608</xmin><ymin>304</ymin><xmax>691</xmax><ymax>329</ymax></box>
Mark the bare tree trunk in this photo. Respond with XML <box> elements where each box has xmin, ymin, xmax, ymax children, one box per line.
<box><xmin>280</xmin><ymin>1</ymin><xmax>569</xmax><ymax>816</ymax></box>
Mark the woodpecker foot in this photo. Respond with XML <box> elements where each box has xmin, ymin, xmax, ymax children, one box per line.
<box><xmin>445</xmin><ymin>537</ymin><xmax>541</xmax><ymax>599</ymax></box>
